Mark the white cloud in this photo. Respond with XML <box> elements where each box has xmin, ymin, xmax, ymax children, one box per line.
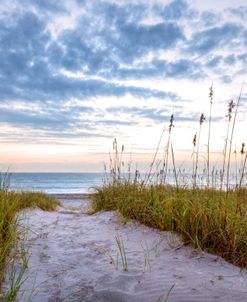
<box><xmin>46</xmin><ymin>0</ymin><xmax>86</xmax><ymax>38</ymax></box>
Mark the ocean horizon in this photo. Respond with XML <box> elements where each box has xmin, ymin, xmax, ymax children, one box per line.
<box><xmin>6</xmin><ymin>172</ymin><xmax>105</xmax><ymax>194</ymax></box>
<box><xmin>2</xmin><ymin>171</ymin><xmax>242</xmax><ymax>194</ymax></box>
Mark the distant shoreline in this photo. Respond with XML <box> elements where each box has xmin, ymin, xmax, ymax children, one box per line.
<box><xmin>49</xmin><ymin>193</ymin><xmax>95</xmax><ymax>199</ymax></box>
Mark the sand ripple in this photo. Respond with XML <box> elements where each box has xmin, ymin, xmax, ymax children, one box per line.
<box><xmin>3</xmin><ymin>194</ymin><xmax>247</xmax><ymax>302</ymax></box>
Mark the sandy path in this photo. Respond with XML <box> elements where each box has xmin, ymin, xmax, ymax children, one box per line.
<box><xmin>4</xmin><ymin>194</ymin><xmax>247</xmax><ymax>302</ymax></box>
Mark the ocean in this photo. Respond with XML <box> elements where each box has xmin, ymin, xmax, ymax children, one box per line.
<box><xmin>7</xmin><ymin>173</ymin><xmax>105</xmax><ymax>194</ymax></box>
<box><xmin>4</xmin><ymin>171</ymin><xmax>242</xmax><ymax>194</ymax></box>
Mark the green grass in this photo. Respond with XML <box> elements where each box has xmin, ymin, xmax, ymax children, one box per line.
<box><xmin>93</xmin><ymin>182</ymin><xmax>247</xmax><ymax>268</ymax></box>
<box><xmin>0</xmin><ymin>189</ymin><xmax>59</xmax><ymax>290</ymax></box>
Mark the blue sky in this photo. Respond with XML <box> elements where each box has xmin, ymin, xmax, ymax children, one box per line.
<box><xmin>0</xmin><ymin>0</ymin><xmax>247</xmax><ymax>172</ymax></box>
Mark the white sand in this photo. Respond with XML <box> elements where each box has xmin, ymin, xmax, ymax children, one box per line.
<box><xmin>3</xmin><ymin>194</ymin><xmax>247</xmax><ymax>301</ymax></box>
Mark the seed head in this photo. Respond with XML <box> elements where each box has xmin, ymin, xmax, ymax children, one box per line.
<box><xmin>168</xmin><ymin>114</ymin><xmax>174</xmax><ymax>133</ymax></box>
<box><xmin>193</xmin><ymin>133</ymin><xmax>197</xmax><ymax>147</ymax></box>
<box><xmin>240</xmin><ymin>143</ymin><xmax>245</xmax><ymax>155</ymax></box>
<box><xmin>226</xmin><ymin>100</ymin><xmax>235</xmax><ymax>121</ymax></box>
<box><xmin>199</xmin><ymin>113</ymin><xmax>206</xmax><ymax>125</ymax></box>
<box><xmin>113</xmin><ymin>138</ymin><xmax>117</xmax><ymax>150</ymax></box>
<box><xmin>209</xmin><ymin>86</ymin><xmax>213</xmax><ymax>104</ymax></box>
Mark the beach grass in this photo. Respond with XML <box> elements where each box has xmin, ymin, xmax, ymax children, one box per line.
<box><xmin>93</xmin><ymin>182</ymin><xmax>247</xmax><ymax>268</ymax></box>
<box><xmin>0</xmin><ymin>189</ymin><xmax>59</xmax><ymax>291</ymax></box>
<box><xmin>94</xmin><ymin>85</ymin><xmax>247</xmax><ymax>268</ymax></box>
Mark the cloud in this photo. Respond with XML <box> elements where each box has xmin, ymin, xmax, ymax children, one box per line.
<box><xmin>0</xmin><ymin>106</ymin><xmax>90</xmax><ymax>131</ymax></box>
<box><xmin>31</xmin><ymin>0</ymin><xmax>68</xmax><ymax>13</ymax></box>
<box><xmin>115</xmin><ymin>22</ymin><xmax>184</xmax><ymax>61</ymax></box>
<box><xmin>224</xmin><ymin>55</ymin><xmax>236</xmax><ymax>66</ymax></box>
<box><xmin>107</xmin><ymin>106</ymin><xmax>200</xmax><ymax>123</ymax></box>
<box><xmin>0</xmin><ymin>99</ymin><xmax>143</xmax><ymax>141</ymax></box>
<box><xmin>0</xmin><ymin>9</ymin><xmax>183</xmax><ymax>104</ymax></box>
<box><xmin>200</xmin><ymin>11</ymin><xmax>221</xmax><ymax>27</ymax></box>
<box><xmin>47</xmin><ymin>1</ymin><xmax>185</xmax><ymax>72</ymax></box>
<box><xmin>2</xmin><ymin>0</ymin><xmax>244</xmax><ymax>97</ymax></box>
<box><xmin>158</xmin><ymin>0</ymin><xmax>193</xmax><ymax>20</ymax></box>
<box><xmin>220</xmin><ymin>75</ymin><xmax>232</xmax><ymax>84</ymax></box>
<box><xmin>0</xmin><ymin>12</ymin><xmax>50</xmax><ymax>80</ymax></box>
<box><xmin>96</xmin><ymin>119</ymin><xmax>137</xmax><ymax>126</ymax></box>
<box><xmin>206</xmin><ymin>56</ymin><xmax>222</xmax><ymax>68</ymax></box>
<box><xmin>186</xmin><ymin>23</ymin><xmax>244</xmax><ymax>55</ymax></box>
<box><xmin>98</xmin><ymin>57</ymin><xmax>205</xmax><ymax>80</ymax></box>
<box><xmin>163</xmin><ymin>59</ymin><xmax>205</xmax><ymax>79</ymax></box>
<box><xmin>228</xmin><ymin>6</ymin><xmax>247</xmax><ymax>21</ymax></box>
<box><xmin>0</xmin><ymin>104</ymin><xmax>118</xmax><ymax>141</ymax></box>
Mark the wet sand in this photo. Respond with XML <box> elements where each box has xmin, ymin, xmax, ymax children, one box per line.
<box><xmin>3</xmin><ymin>194</ymin><xmax>247</xmax><ymax>301</ymax></box>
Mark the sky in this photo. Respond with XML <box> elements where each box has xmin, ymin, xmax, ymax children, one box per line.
<box><xmin>0</xmin><ymin>0</ymin><xmax>247</xmax><ymax>172</ymax></box>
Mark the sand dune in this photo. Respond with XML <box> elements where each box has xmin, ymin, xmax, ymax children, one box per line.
<box><xmin>3</xmin><ymin>195</ymin><xmax>247</xmax><ymax>301</ymax></box>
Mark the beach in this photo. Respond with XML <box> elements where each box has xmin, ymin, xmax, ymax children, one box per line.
<box><xmin>2</xmin><ymin>194</ymin><xmax>247</xmax><ymax>301</ymax></box>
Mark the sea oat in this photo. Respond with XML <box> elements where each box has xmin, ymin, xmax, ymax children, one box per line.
<box><xmin>226</xmin><ymin>100</ymin><xmax>235</xmax><ymax>121</ymax></box>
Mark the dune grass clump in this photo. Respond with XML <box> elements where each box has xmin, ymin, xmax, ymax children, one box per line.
<box><xmin>0</xmin><ymin>189</ymin><xmax>59</xmax><ymax>290</ymax></box>
<box><xmin>94</xmin><ymin>85</ymin><xmax>247</xmax><ymax>267</ymax></box>
<box><xmin>93</xmin><ymin>183</ymin><xmax>247</xmax><ymax>268</ymax></box>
